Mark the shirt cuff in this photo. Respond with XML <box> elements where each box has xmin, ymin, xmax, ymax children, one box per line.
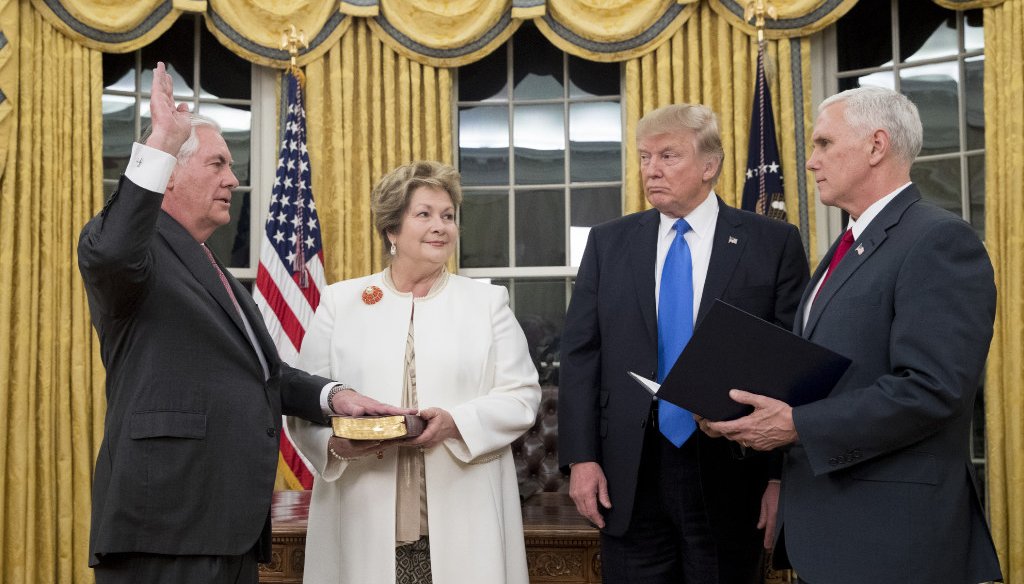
<box><xmin>124</xmin><ymin>142</ymin><xmax>177</xmax><ymax>194</ymax></box>
<box><xmin>320</xmin><ymin>382</ymin><xmax>339</xmax><ymax>416</ymax></box>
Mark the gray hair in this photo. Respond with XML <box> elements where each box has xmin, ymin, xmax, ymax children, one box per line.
<box><xmin>636</xmin><ymin>103</ymin><xmax>725</xmax><ymax>180</ymax></box>
<box><xmin>140</xmin><ymin>113</ymin><xmax>222</xmax><ymax>166</ymax></box>
<box><xmin>819</xmin><ymin>86</ymin><xmax>923</xmax><ymax>165</ymax></box>
<box><xmin>371</xmin><ymin>161</ymin><xmax>463</xmax><ymax>262</ymax></box>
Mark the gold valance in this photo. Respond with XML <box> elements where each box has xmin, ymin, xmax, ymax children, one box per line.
<box><xmin>535</xmin><ymin>0</ymin><xmax>699</xmax><ymax>62</ymax></box>
<box><xmin>205</xmin><ymin>0</ymin><xmax>351</xmax><ymax>68</ymax></box>
<box><xmin>29</xmin><ymin>0</ymin><xmax>999</xmax><ymax>68</ymax></box>
<box><xmin>28</xmin><ymin>0</ymin><xmax>206</xmax><ymax>53</ymax></box>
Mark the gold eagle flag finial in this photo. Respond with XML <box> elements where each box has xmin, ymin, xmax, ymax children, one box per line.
<box><xmin>744</xmin><ymin>0</ymin><xmax>779</xmax><ymax>44</ymax></box>
<box><xmin>280</xmin><ymin>24</ymin><xmax>309</xmax><ymax>85</ymax></box>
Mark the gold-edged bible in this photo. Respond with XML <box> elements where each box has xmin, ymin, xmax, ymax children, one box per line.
<box><xmin>330</xmin><ymin>415</ymin><xmax>426</xmax><ymax>441</ymax></box>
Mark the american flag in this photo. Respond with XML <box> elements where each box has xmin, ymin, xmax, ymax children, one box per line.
<box><xmin>253</xmin><ymin>71</ymin><xmax>325</xmax><ymax>490</ymax></box>
<box><xmin>741</xmin><ymin>44</ymin><xmax>788</xmax><ymax>222</ymax></box>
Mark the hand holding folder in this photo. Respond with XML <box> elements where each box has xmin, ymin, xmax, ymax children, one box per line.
<box><xmin>631</xmin><ymin>300</ymin><xmax>851</xmax><ymax>422</ymax></box>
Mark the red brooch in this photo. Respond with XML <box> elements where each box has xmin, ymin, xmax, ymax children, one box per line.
<box><xmin>362</xmin><ymin>285</ymin><xmax>383</xmax><ymax>305</ymax></box>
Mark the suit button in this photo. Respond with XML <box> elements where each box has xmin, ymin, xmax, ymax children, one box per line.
<box><xmin>266</xmin><ymin>427</ymin><xmax>276</xmax><ymax>437</ymax></box>
<box><xmin>828</xmin><ymin>457</ymin><xmax>838</xmax><ymax>466</ymax></box>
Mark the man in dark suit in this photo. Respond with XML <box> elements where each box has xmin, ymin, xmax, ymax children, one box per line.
<box><xmin>79</xmin><ymin>63</ymin><xmax>407</xmax><ymax>584</ymax></box>
<box><xmin>559</xmin><ymin>103</ymin><xmax>809</xmax><ymax>583</ymax></box>
<box><xmin>709</xmin><ymin>87</ymin><xmax>1003</xmax><ymax>584</ymax></box>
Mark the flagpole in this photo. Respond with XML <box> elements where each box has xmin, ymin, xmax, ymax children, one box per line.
<box><xmin>280</xmin><ymin>26</ymin><xmax>310</xmax><ymax>288</ymax></box>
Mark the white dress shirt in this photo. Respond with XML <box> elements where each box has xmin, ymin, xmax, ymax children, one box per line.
<box><xmin>655</xmin><ymin>191</ymin><xmax>719</xmax><ymax>324</ymax></box>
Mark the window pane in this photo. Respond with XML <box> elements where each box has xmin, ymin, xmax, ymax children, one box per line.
<box><xmin>569</xmin><ymin>102</ymin><xmax>621</xmax><ymax>182</ymax></box>
<box><xmin>459</xmin><ymin>47</ymin><xmax>508</xmax><ymax>102</ymax></box>
<box><xmin>199</xmin><ymin>25</ymin><xmax>251</xmax><ymax>101</ymax></box>
<box><xmin>104</xmin><ymin>53</ymin><xmax>136</xmax><ymax>92</ymax></box>
<box><xmin>515</xmin><ymin>189</ymin><xmax>565</xmax><ymax>266</ymax></box>
<box><xmin>459</xmin><ymin>106</ymin><xmax>510</xmax><ymax>186</ymax></box>
<box><xmin>570</xmin><ymin>187</ymin><xmax>620</xmax><ymax>266</ymax></box>
<box><xmin>838</xmin><ymin>72</ymin><xmax>895</xmax><ymax>93</ymax></box>
<box><xmin>513</xmin><ymin>24</ymin><xmax>563</xmax><ymax>100</ymax></box>
<box><xmin>969</xmin><ymin>155</ymin><xmax>985</xmax><ymax>238</ymax></box>
<box><xmin>103</xmin><ymin>95</ymin><xmax>135</xmax><ymax>181</ymax></box>
<box><xmin>568</xmin><ymin>55</ymin><xmax>618</xmax><ymax>98</ymax></box>
<box><xmin>900</xmin><ymin>2</ymin><xmax>956</xmax><ymax>63</ymax></box>
<box><xmin>965</xmin><ymin>56</ymin><xmax>984</xmax><ymax>151</ymax></box>
<box><xmin>964</xmin><ymin>10</ymin><xmax>984</xmax><ymax>51</ymax></box>
<box><xmin>512</xmin><ymin>278</ymin><xmax>566</xmax><ymax>385</ymax></box>
<box><xmin>460</xmin><ymin>191</ymin><xmax>509</xmax><ymax>267</ymax></box>
<box><xmin>836</xmin><ymin>0</ymin><xmax>892</xmax><ymax>71</ymax></box>
<box><xmin>514</xmin><ymin>104</ymin><xmax>565</xmax><ymax>184</ymax></box>
<box><xmin>140</xmin><ymin>18</ymin><xmax>196</xmax><ymax>99</ymax></box>
<box><xmin>902</xmin><ymin>64</ymin><xmax>960</xmax><ymax>156</ymax></box>
<box><xmin>201</xmin><ymin>103</ymin><xmax>252</xmax><ymax>186</ymax></box>
<box><xmin>910</xmin><ymin>158</ymin><xmax>961</xmax><ymax>216</ymax></box>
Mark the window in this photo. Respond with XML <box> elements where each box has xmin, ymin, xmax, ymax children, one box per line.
<box><xmin>830</xmin><ymin>0</ymin><xmax>988</xmax><ymax>501</ymax></box>
<box><xmin>101</xmin><ymin>15</ymin><xmax>274</xmax><ymax>282</ymax></box>
<box><xmin>455</xmin><ymin>23</ymin><xmax>624</xmax><ymax>383</ymax></box>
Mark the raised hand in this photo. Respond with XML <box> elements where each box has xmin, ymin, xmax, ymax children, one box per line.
<box><xmin>145</xmin><ymin>61</ymin><xmax>192</xmax><ymax>156</ymax></box>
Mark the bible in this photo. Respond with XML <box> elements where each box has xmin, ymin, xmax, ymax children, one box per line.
<box><xmin>330</xmin><ymin>414</ymin><xmax>426</xmax><ymax>441</ymax></box>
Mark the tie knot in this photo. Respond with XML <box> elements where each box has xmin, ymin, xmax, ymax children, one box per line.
<box><xmin>674</xmin><ymin>218</ymin><xmax>691</xmax><ymax>238</ymax></box>
<box><xmin>841</xmin><ymin>228</ymin><xmax>854</xmax><ymax>244</ymax></box>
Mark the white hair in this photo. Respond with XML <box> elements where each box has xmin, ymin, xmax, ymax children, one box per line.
<box><xmin>820</xmin><ymin>86</ymin><xmax>923</xmax><ymax>165</ymax></box>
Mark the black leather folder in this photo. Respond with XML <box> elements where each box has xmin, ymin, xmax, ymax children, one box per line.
<box><xmin>637</xmin><ymin>300</ymin><xmax>852</xmax><ymax>421</ymax></box>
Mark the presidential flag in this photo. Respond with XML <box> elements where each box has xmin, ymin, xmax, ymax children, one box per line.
<box><xmin>253</xmin><ymin>70</ymin><xmax>325</xmax><ymax>490</ymax></box>
<box><xmin>741</xmin><ymin>45</ymin><xmax>787</xmax><ymax>222</ymax></box>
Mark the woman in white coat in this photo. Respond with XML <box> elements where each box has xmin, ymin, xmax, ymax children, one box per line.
<box><xmin>287</xmin><ymin>161</ymin><xmax>541</xmax><ymax>584</ymax></box>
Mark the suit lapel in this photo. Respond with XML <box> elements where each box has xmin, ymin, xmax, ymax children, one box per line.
<box><xmin>630</xmin><ymin>209</ymin><xmax>660</xmax><ymax>346</ymax></box>
<box><xmin>156</xmin><ymin>212</ymin><xmax>253</xmax><ymax>349</ymax></box>
<box><xmin>802</xmin><ymin>186</ymin><xmax>921</xmax><ymax>337</ymax></box>
<box><xmin>697</xmin><ymin>199</ymin><xmax>746</xmax><ymax>324</ymax></box>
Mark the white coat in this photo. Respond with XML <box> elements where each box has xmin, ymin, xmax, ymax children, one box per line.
<box><xmin>287</xmin><ymin>272</ymin><xmax>541</xmax><ymax>584</ymax></box>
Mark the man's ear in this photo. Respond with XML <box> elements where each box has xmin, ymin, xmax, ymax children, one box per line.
<box><xmin>166</xmin><ymin>169</ymin><xmax>176</xmax><ymax>191</ymax></box>
<box><xmin>702</xmin><ymin>156</ymin><xmax>721</xmax><ymax>182</ymax></box>
<box><xmin>868</xmin><ymin>128</ymin><xmax>890</xmax><ymax>166</ymax></box>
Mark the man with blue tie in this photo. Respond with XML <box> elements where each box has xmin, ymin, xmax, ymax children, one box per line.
<box><xmin>559</xmin><ymin>103</ymin><xmax>809</xmax><ymax>583</ymax></box>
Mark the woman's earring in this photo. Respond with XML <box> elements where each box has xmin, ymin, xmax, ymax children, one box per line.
<box><xmin>390</xmin><ymin>242</ymin><xmax>397</xmax><ymax>256</ymax></box>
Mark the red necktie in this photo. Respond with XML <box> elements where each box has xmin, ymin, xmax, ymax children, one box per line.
<box><xmin>815</xmin><ymin>228</ymin><xmax>854</xmax><ymax>299</ymax></box>
<box><xmin>201</xmin><ymin>244</ymin><xmax>244</xmax><ymax>319</ymax></box>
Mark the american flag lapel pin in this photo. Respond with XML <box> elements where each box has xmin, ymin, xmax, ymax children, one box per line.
<box><xmin>856</xmin><ymin>244</ymin><xmax>864</xmax><ymax>255</ymax></box>
<box><xmin>728</xmin><ymin>236</ymin><xmax>738</xmax><ymax>245</ymax></box>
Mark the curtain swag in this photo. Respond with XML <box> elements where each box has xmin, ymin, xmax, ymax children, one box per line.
<box><xmin>28</xmin><ymin>0</ymin><xmax>1007</xmax><ymax>68</ymax></box>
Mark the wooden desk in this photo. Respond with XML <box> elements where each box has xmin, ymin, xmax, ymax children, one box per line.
<box><xmin>259</xmin><ymin>490</ymin><xmax>601</xmax><ymax>583</ymax></box>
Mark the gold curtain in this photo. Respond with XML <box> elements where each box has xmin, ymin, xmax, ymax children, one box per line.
<box><xmin>623</xmin><ymin>3</ymin><xmax>817</xmax><ymax>261</ymax></box>
<box><xmin>304</xmin><ymin>18</ymin><xmax>453</xmax><ymax>281</ymax></box>
<box><xmin>0</xmin><ymin>5</ymin><xmax>105</xmax><ymax>584</ymax></box>
<box><xmin>984</xmin><ymin>0</ymin><xmax>1024</xmax><ymax>581</ymax></box>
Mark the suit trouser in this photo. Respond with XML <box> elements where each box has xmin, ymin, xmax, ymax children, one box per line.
<box><xmin>93</xmin><ymin>548</ymin><xmax>258</xmax><ymax>584</ymax></box>
<box><xmin>600</xmin><ymin>408</ymin><xmax>718</xmax><ymax>584</ymax></box>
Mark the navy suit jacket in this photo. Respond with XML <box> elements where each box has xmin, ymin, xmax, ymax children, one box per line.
<box><xmin>79</xmin><ymin>176</ymin><xmax>331</xmax><ymax>565</ymax></box>
<box><xmin>780</xmin><ymin>185</ymin><xmax>1002</xmax><ymax>583</ymax></box>
<box><xmin>559</xmin><ymin>198</ymin><xmax>809</xmax><ymax>541</ymax></box>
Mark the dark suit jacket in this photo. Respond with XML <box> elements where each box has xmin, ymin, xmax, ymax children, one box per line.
<box><xmin>781</xmin><ymin>185</ymin><xmax>1002</xmax><ymax>583</ymax></box>
<box><xmin>79</xmin><ymin>176</ymin><xmax>331</xmax><ymax>565</ymax></box>
<box><xmin>559</xmin><ymin>198</ymin><xmax>809</xmax><ymax>542</ymax></box>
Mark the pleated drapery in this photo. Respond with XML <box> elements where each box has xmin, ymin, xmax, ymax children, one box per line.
<box><xmin>303</xmin><ymin>19</ymin><xmax>453</xmax><ymax>280</ymax></box>
<box><xmin>0</xmin><ymin>1</ymin><xmax>1021</xmax><ymax>583</ymax></box>
<box><xmin>983</xmin><ymin>1</ymin><xmax>1024</xmax><ymax>581</ymax></box>
<box><xmin>0</xmin><ymin>5</ymin><xmax>105</xmax><ymax>583</ymax></box>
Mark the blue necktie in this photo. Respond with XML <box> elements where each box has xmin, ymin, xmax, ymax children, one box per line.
<box><xmin>657</xmin><ymin>219</ymin><xmax>697</xmax><ymax>447</ymax></box>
